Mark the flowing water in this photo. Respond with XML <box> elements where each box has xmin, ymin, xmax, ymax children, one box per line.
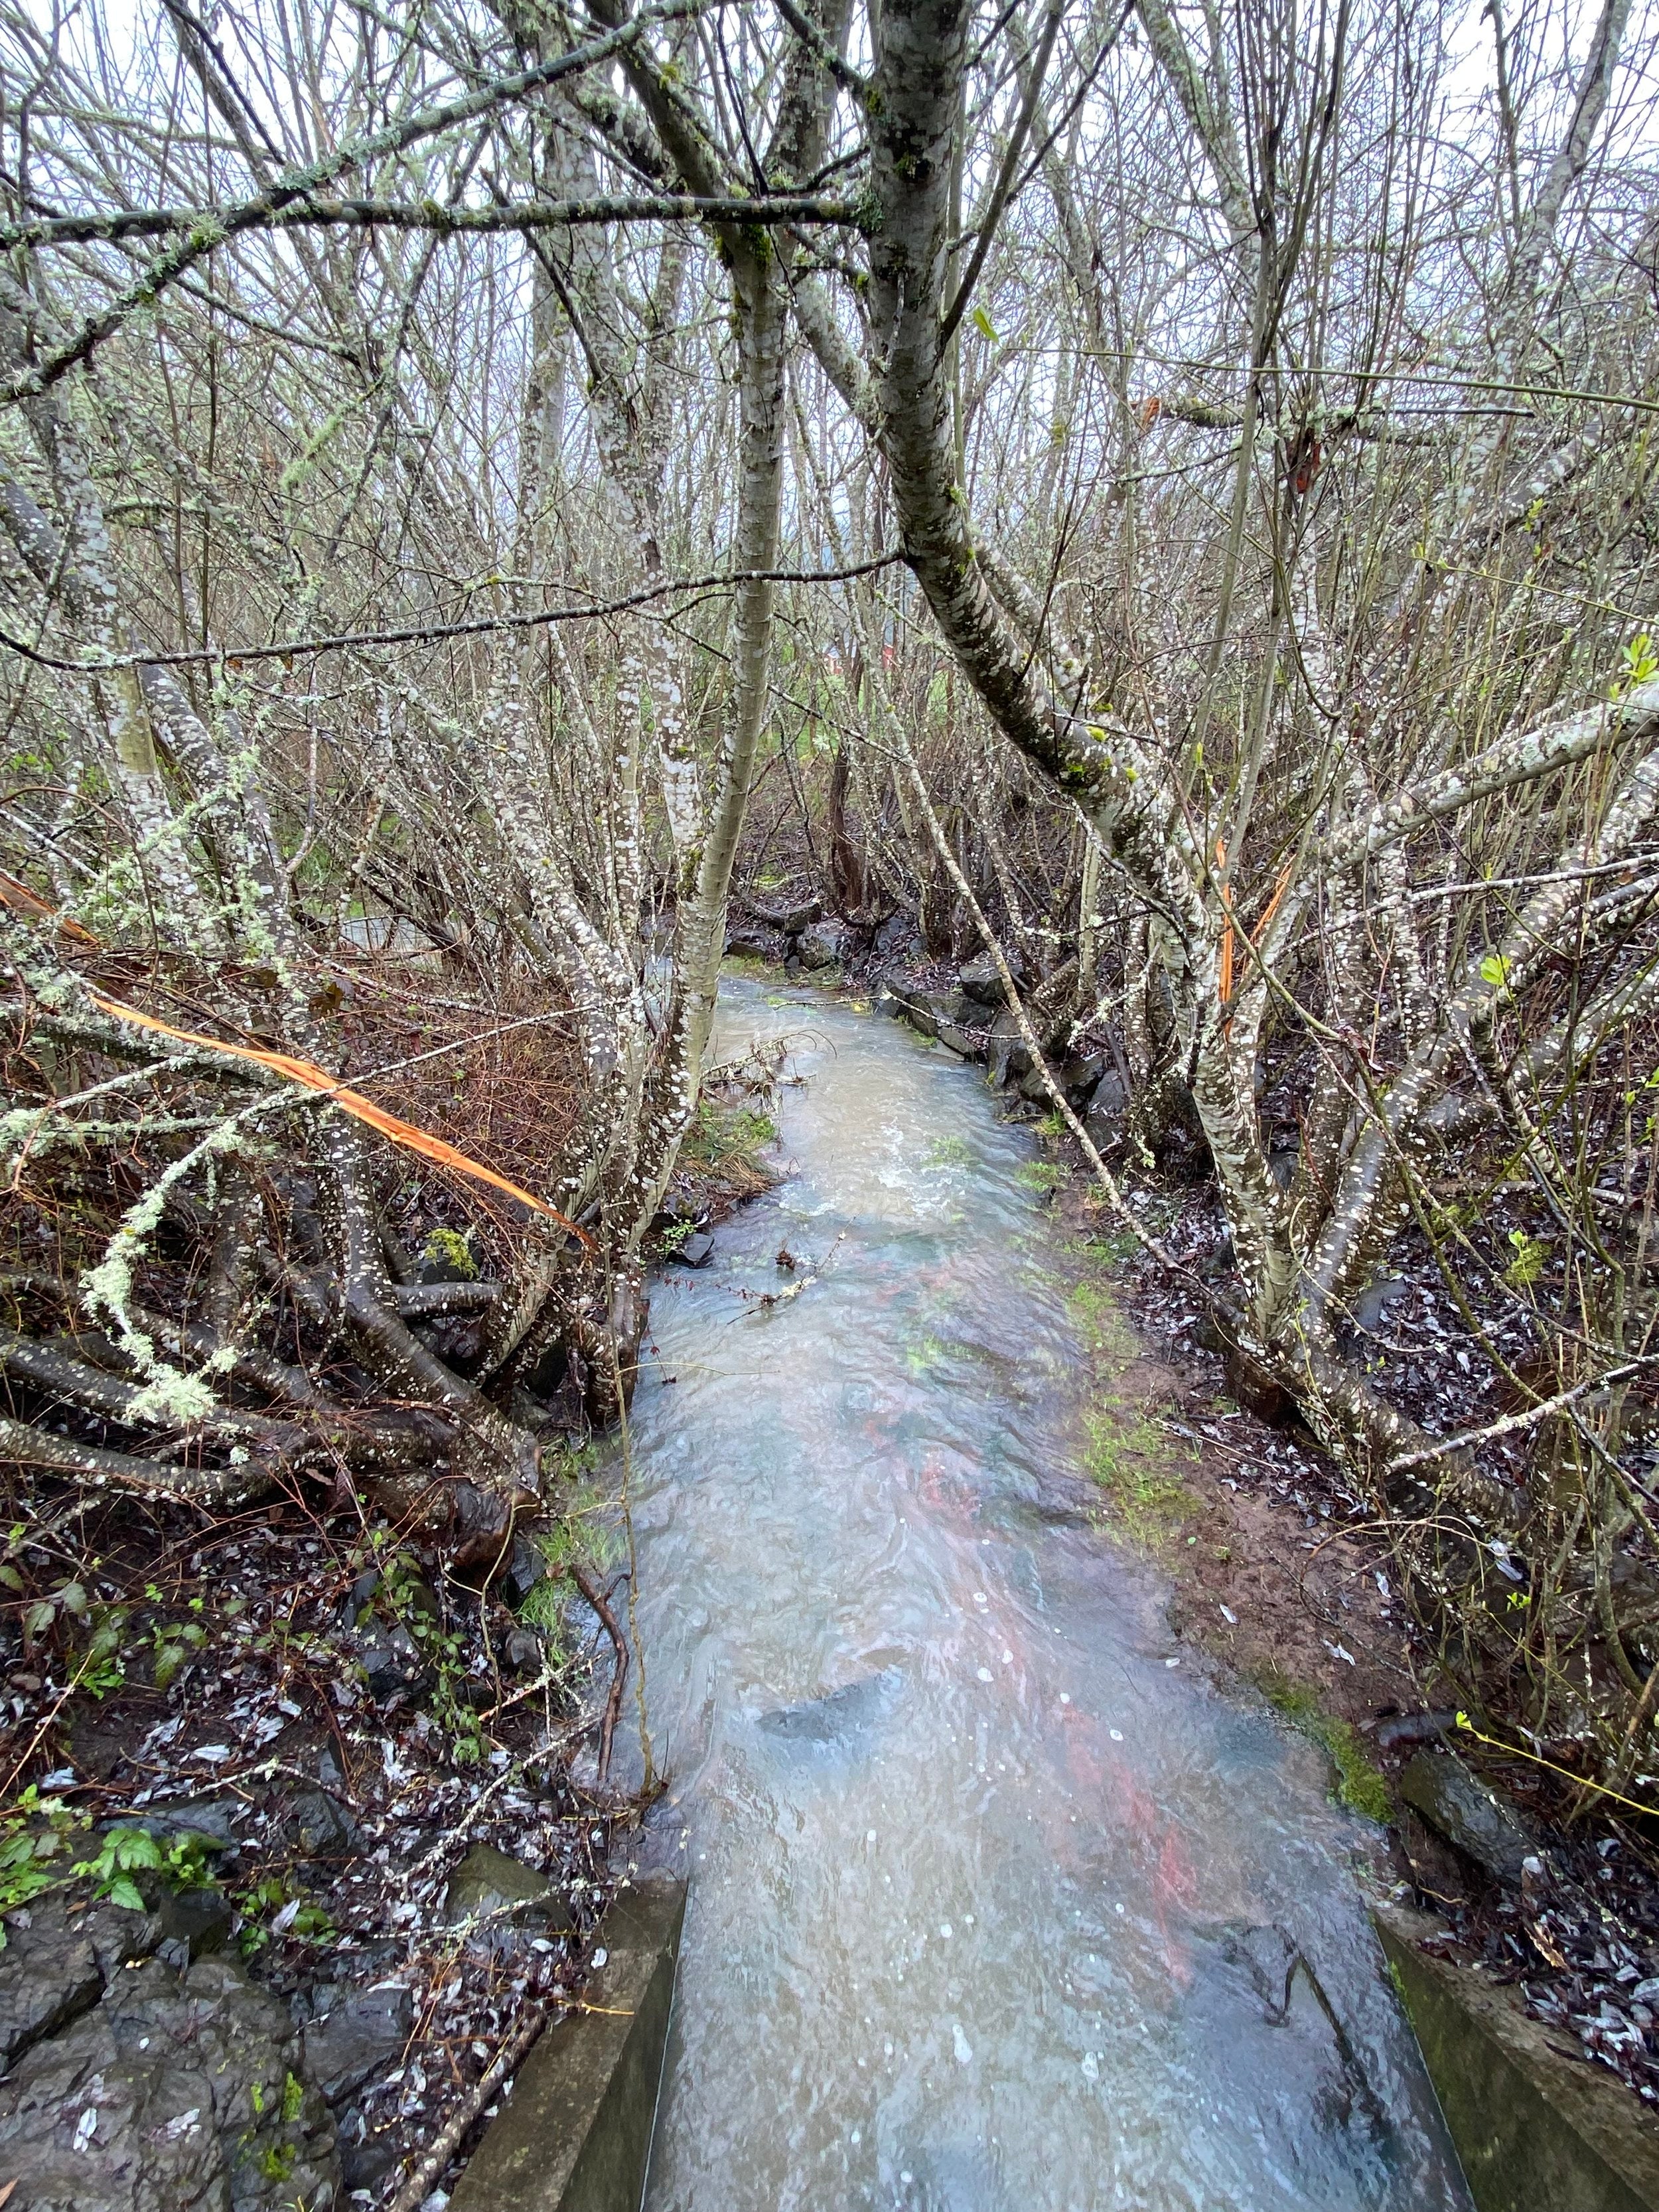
<box><xmin>613</xmin><ymin>975</ymin><xmax>1469</xmax><ymax>2212</ymax></box>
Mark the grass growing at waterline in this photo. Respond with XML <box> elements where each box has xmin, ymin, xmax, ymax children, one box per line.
<box><xmin>1256</xmin><ymin>1668</ymin><xmax>1393</xmax><ymax>1823</ymax></box>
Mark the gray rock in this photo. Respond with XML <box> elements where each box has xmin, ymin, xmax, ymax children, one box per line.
<box><xmin>284</xmin><ymin>1790</ymin><xmax>365</xmax><ymax>1863</ymax></box>
<box><xmin>746</xmin><ymin>892</ymin><xmax>822</xmax><ymax>934</ymax></box>
<box><xmin>301</xmin><ymin>1982</ymin><xmax>413</xmax><ymax>2106</ymax></box>
<box><xmin>1353</xmin><ymin>1274</ymin><xmax>1409</xmax><ymax>1334</ymax></box>
<box><xmin>504</xmin><ymin>1625</ymin><xmax>545</xmax><ymax>1675</ymax></box>
<box><xmin>0</xmin><ymin>1899</ymin><xmax>104</xmax><ymax>2066</ymax></box>
<box><xmin>1062</xmin><ymin>1053</ymin><xmax>1106</xmax><ymax>1108</ymax></box>
<box><xmin>443</xmin><ymin>1843</ymin><xmax>573</xmax><ymax>1931</ymax></box>
<box><xmin>960</xmin><ymin>951</ymin><xmax>1022</xmax><ymax>1004</ymax></box>
<box><xmin>499</xmin><ymin>1534</ymin><xmax>547</xmax><ymax>1609</ymax></box>
<box><xmin>676</xmin><ymin>1231</ymin><xmax>715</xmax><ymax>1268</ymax></box>
<box><xmin>797</xmin><ymin>917</ymin><xmax>852</xmax><ymax>969</ymax></box>
<box><xmin>150</xmin><ymin>1883</ymin><xmax>234</xmax><ymax>1962</ymax></box>
<box><xmin>107</xmin><ymin>1797</ymin><xmax>244</xmax><ymax>1858</ymax></box>
<box><xmin>873</xmin><ymin>913</ymin><xmax>918</xmax><ymax>958</ymax></box>
<box><xmin>1398</xmin><ymin>1749</ymin><xmax>1536</xmax><ymax>1883</ymax></box>
<box><xmin>0</xmin><ymin>1950</ymin><xmax>338</xmax><ymax>2212</ymax></box>
<box><xmin>724</xmin><ymin>921</ymin><xmax>779</xmax><ymax>960</ymax></box>
<box><xmin>354</xmin><ymin>1619</ymin><xmax>427</xmax><ymax>1704</ymax></box>
<box><xmin>985</xmin><ymin>1007</ymin><xmax>1032</xmax><ymax>1088</ymax></box>
<box><xmin>933</xmin><ymin>1018</ymin><xmax>986</xmax><ymax>1059</ymax></box>
<box><xmin>1093</xmin><ymin>1068</ymin><xmax>1128</xmax><ymax>1116</ymax></box>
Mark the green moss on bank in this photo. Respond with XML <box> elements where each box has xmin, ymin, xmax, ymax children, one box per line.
<box><xmin>1256</xmin><ymin>1667</ymin><xmax>1392</xmax><ymax>1822</ymax></box>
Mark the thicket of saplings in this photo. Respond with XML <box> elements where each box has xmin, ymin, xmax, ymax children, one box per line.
<box><xmin>0</xmin><ymin>0</ymin><xmax>1657</xmax><ymax>1875</ymax></box>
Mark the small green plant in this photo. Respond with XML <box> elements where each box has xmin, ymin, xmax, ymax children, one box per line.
<box><xmin>1613</xmin><ymin>632</ymin><xmax>1658</xmax><ymax>698</ymax></box>
<box><xmin>379</xmin><ymin>1551</ymin><xmax>484</xmax><ymax>1766</ymax></box>
<box><xmin>72</xmin><ymin>1822</ymin><xmax>210</xmax><ymax>1913</ymax></box>
<box><xmin>1014</xmin><ymin>1158</ymin><xmax>1064</xmax><ymax>1193</ymax></box>
<box><xmin>236</xmin><ymin>1874</ymin><xmax>334</xmax><ymax>1953</ymax></box>
<box><xmin>150</xmin><ymin>1615</ymin><xmax>208</xmax><ymax>1689</ymax></box>
<box><xmin>684</xmin><ymin>1100</ymin><xmax>777</xmax><ymax>1167</ymax></box>
<box><xmin>0</xmin><ymin>1789</ymin><xmax>81</xmax><ymax>1938</ymax></box>
<box><xmin>1257</xmin><ymin>1671</ymin><xmax>1392</xmax><ymax>1822</ymax></box>
<box><xmin>1067</xmin><ymin>1277</ymin><xmax>1137</xmax><ymax>1359</ymax></box>
<box><xmin>1501</xmin><ymin>1228</ymin><xmax>1549</xmax><ymax>1290</ymax></box>
<box><xmin>659</xmin><ymin>1218</ymin><xmax>695</xmax><ymax>1252</ymax></box>
<box><xmin>922</xmin><ymin>1135</ymin><xmax>972</xmax><ymax>1168</ymax></box>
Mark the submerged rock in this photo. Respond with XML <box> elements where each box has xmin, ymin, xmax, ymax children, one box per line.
<box><xmin>757</xmin><ymin>1668</ymin><xmax>902</xmax><ymax>1751</ymax></box>
<box><xmin>676</xmin><ymin>1231</ymin><xmax>715</xmax><ymax>1268</ymax></box>
<box><xmin>1398</xmin><ymin>1749</ymin><xmax>1536</xmax><ymax>1883</ymax></box>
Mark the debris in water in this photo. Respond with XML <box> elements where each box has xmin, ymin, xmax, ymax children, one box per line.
<box><xmin>953</xmin><ymin>2023</ymin><xmax>974</xmax><ymax>2065</ymax></box>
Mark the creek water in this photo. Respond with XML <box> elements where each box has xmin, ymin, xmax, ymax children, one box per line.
<box><xmin>613</xmin><ymin>975</ymin><xmax>1469</xmax><ymax>2212</ymax></box>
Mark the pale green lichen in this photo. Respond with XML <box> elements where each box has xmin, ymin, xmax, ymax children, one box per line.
<box><xmin>80</xmin><ymin>1111</ymin><xmax>265</xmax><ymax>1427</ymax></box>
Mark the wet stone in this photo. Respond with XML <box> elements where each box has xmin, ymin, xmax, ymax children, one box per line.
<box><xmin>149</xmin><ymin>1881</ymin><xmax>234</xmax><ymax>1962</ymax></box>
<box><xmin>960</xmin><ymin>951</ymin><xmax>1021</xmax><ymax>1004</ymax></box>
<box><xmin>107</xmin><ymin>1797</ymin><xmax>245</xmax><ymax>1857</ymax></box>
<box><xmin>1398</xmin><ymin>1749</ymin><xmax>1537</xmax><ymax>1883</ymax></box>
<box><xmin>499</xmin><ymin>1534</ymin><xmax>548</xmax><ymax>1609</ymax></box>
<box><xmin>1352</xmin><ymin>1274</ymin><xmax>1409</xmax><ymax>1334</ymax></box>
<box><xmin>676</xmin><ymin>1232</ymin><xmax>715</xmax><ymax>1269</ymax></box>
<box><xmin>0</xmin><ymin>1899</ymin><xmax>104</xmax><ymax>2066</ymax></box>
<box><xmin>300</xmin><ymin>1981</ymin><xmax>414</xmax><ymax>2106</ymax></box>
<box><xmin>443</xmin><ymin>1843</ymin><xmax>573</xmax><ymax>1931</ymax></box>
<box><xmin>283</xmin><ymin>1788</ymin><xmax>365</xmax><ymax>1863</ymax></box>
<box><xmin>798</xmin><ymin>917</ymin><xmax>852</xmax><ymax>968</ymax></box>
<box><xmin>0</xmin><ymin>1950</ymin><xmax>338</xmax><ymax>2212</ymax></box>
<box><xmin>504</xmin><ymin>1625</ymin><xmax>545</xmax><ymax>1675</ymax></box>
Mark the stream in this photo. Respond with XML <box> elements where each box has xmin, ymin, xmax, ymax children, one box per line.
<box><xmin>612</xmin><ymin>975</ymin><xmax>1471</xmax><ymax>2211</ymax></box>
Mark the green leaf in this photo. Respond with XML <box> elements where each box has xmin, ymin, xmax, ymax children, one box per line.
<box><xmin>970</xmin><ymin>304</ymin><xmax>998</xmax><ymax>344</ymax></box>
<box><xmin>1479</xmin><ymin>953</ymin><xmax>1510</xmax><ymax>992</ymax></box>
<box><xmin>106</xmin><ymin>1876</ymin><xmax>146</xmax><ymax>1913</ymax></box>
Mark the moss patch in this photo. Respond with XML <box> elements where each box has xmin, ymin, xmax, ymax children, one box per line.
<box><xmin>1255</xmin><ymin>1667</ymin><xmax>1392</xmax><ymax>1822</ymax></box>
<box><xmin>1083</xmin><ymin>1398</ymin><xmax>1198</xmax><ymax>1546</ymax></box>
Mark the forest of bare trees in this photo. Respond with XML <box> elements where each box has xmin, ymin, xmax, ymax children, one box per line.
<box><xmin>3</xmin><ymin>0</ymin><xmax>1659</xmax><ymax>1885</ymax></box>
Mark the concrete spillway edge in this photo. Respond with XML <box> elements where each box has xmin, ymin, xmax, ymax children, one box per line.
<box><xmin>1374</xmin><ymin>1901</ymin><xmax>1659</xmax><ymax>2212</ymax></box>
<box><xmin>451</xmin><ymin>1875</ymin><xmax>687</xmax><ymax>2212</ymax></box>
